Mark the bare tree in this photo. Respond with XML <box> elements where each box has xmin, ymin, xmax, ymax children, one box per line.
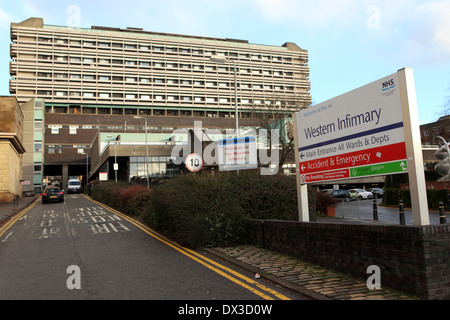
<box><xmin>249</xmin><ymin>95</ymin><xmax>310</xmax><ymax>171</ymax></box>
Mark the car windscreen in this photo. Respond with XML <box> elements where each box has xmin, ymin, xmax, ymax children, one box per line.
<box><xmin>69</xmin><ymin>181</ymin><xmax>81</xmax><ymax>186</ymax></box>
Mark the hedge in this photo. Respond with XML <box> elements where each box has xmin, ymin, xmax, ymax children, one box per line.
<box><xmin>90</xmin><ymin>171</ymin><xmax>318</xmax><ymax>249</ymax></box>
<box><xmin>142</xmin><ymin>171</ymin><xmax>317</xmax><ymax>248</ymax></box>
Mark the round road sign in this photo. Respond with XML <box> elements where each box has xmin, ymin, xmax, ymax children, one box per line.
<box><xmin>185</xmin><ymin>153</ymin><xmax>203</xmax><ymax>172</ymax></box>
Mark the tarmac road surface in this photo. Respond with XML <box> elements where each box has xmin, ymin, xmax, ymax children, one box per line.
<box><xmin>0</xmin><ymin>194</ymin><xmax>305</xmax><ymax>301</ymax></box>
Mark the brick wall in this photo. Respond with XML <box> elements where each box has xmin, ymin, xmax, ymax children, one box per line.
<box><xmin>247</xmin><ymin>220</ymin><xmax>450</xmax><ymax>300</ymax></box>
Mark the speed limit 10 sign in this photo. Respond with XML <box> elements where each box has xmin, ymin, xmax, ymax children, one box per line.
<box><xmin>185</xmin><ymin>153</ymin><xmax>203</xmax><ymax>172</ymax></box>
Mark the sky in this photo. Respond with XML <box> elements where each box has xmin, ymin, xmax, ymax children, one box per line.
<box><xmin>0</xmin><ymin>0</ymin><xmax>449</xmax><ymax>124</ymax></box>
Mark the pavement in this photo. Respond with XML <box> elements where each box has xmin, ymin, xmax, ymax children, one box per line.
<box><xmin>0</xmin><ymin>195</ymin><xmax>39</xmax><ymax>227</ymax></box>
<box><xmin>1</xmin><ymin>196</ymin><xmax>419</xmax><ymax>300</ymax></box>
<box><xmin>206</xmin><ymin>245</ymin><xmax>418</xmax><ymax>300</ymax></box>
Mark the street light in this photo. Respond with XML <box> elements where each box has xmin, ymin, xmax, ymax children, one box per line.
<box><xmin>210</xmin><ymin>55</ymin><xmax>239</xmax><ymax>138</ymax></box>
<box><xmin>134</xmin><ymin>116</ymin><xmax>150</xmax><ymax>188</ymax></box>
<box><xmin>106</xmin><ymin>135</ymin><xmax>119</xmax><ymax>183</ymax></box>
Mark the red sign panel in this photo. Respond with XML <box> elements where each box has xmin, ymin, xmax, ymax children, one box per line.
<box><xmin>299</xmin><ymin>142</ymin><xmax>406</xmax><ymax>175</ymax></box>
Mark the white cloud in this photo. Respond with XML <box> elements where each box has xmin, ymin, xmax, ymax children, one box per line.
<box><xmin>252</xmin><ymin>0</ymin><xmax>450</xmax><ymax>65</ymax></box>
<box><xmin>251</xmin><ymin>0</ymin><xmax>366</xmax><ymax>28</ymax></box>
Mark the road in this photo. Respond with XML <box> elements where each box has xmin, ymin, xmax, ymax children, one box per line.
<box><xmin>333</xmin><ymin>198</ymin><xmax>444</xmax><ymax>225</ymax></box>
<box><xmin>0</xmin><ymin>194</ymin><xmax>303</xmax><ymax>301</ymax></box>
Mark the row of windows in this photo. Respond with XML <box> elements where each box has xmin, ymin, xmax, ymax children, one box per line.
<box><xmin>44</xmin><ymin>106</ymin><xmax>258</xmax><ymax>118</ymax></box>
<box><xmin>32</xmin><ymin>73</ymin><xmax>297</xmax><ymax>90</ymax></box>
<box><xmin>36</xmin><ymin>90</ymin><xmax>300</xmax><ymax>105</ymax></box>
<box><xmin>27</xmin><ymin>55</ymin><xmax>303</xmax><ymax>77</ymax></box>
<box><xmin>27</xmin><ymin>36</ymin><xmax>305</xmax><ymax>63</ymax></box>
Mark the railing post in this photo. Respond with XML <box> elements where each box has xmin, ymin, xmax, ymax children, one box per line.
<box><xmin>439</xmin><ymin>201</ymin><xmax>447</xmax><ymax>224</ymax></box>
<box><xmin>399</xmin><ymin>200</ymin><xmax>405</xmax><ymax>225</ymax></box>
<box><xmin>373</xmin><ymin>199</ymin><xmax>378</xmax><ymax>221</ymax></box>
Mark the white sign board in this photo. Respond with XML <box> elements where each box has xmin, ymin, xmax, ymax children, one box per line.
<box><xmin>218</xmin><ymin>136</ymin><xmax>257</xmax><ymax>172</ymax></box>
<box><xmin>293</xmin><ymin>68</ymin><xmax>429</xmax><ymax>226</ymax></box>
<box><xmin>99</xmin><ymin>172</ymin><xmax>108</xmax><ymax>181</ymax></box>
<box><xmin>295</xmin><ymin>72</ymin><xmax>407</xmax><ymax>183</ymax></box>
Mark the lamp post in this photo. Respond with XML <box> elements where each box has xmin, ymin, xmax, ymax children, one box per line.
<box><xmin>134</xmin><ymin>116</ymin><xmax>150</xmax><ymax>188</ymax></box>
<box><xmin>210</xmin><ymin>55</ymin><xmax>239</xmax><ymax>138</ymax></box>
<box><xmin>106</xmin><ymin>135</ymin><xmax>118</xmax><ymax>182</ymax></box>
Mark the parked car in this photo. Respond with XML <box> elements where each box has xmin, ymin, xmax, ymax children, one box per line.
<box><xmin>67</xmin><ymin>179</ymin><xmax>82</xmax><ymax>194</ymax></box>
<box><xmin>328</xmin><ymin>189</ymin><xmax>351</xmax><ymax>201</ymax></box>
<box><xmin>367</xmin><ymin>187</ymin><xmax>384</xmax><ymax>199</ymax></box>
<box><xmin>348</xmin><ymin>189</ymin><xmax>373</xmax><ymax>200</ymax></box>
<box><xmin>42</xmin><ymin>186</ymin><xmax>64</xmax><ymax>204</ymax></box>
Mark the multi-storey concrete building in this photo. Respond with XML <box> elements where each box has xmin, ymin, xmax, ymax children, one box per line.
<box><xmin>10</xmin><ymin>17</ymin><xmax>311</xmax><ymax>190</ymax></box>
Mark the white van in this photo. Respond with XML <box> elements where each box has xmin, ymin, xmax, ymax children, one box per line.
<box><xmin>67</xmin><ymin>179</ymin><xmax>82</xmax><ymax>194</ymax></box>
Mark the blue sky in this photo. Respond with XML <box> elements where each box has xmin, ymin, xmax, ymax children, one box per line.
<box><xmin>0</xmin><ymin>0</ymin><xmax>449</xmax><ymax>124</ymax></box>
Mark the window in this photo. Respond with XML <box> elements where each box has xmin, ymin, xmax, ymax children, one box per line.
<box><xmin>34</xmin><ymin>121</ymin><xmax>43</xmax><ymax>131</ymax></box>
<box><xmin>34</xmin><ymin>143</ymin><xmax>42</xmax><ymax>152</ymax></box>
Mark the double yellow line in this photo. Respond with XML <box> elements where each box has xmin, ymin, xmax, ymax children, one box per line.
<box><xmin>0</xmin><ymin>198</ymin><xmax>39</xmax><ymax>239</ymax></box>
<box><xmin>87</xmin><ymin>196</ymin><xmax>291</xmax><ymax>301</ymax></box>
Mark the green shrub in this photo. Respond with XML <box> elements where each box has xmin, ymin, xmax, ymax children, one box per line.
<box><xmin>90</xmin><ymin>171</ymin><xmax>320</xmax><ymax>248</ymax></box>
<box><xmin>144</xmin><ymin>173</ymin><xmax>248</xmax><ymax>248</ymax></box>
<box><xmin>142</xmin><ymin>170</ymin><xmax>318</xmax><ymax>248</ymax></box>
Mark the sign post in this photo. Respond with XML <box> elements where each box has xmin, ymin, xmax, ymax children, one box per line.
<box><xmin>398</xmin><ymin>68</ymin><xmax>429</xmax><ymax>225</ymax></box>
<box><xmin>293</xmin><ymin>68</ymin><xmax>429</xmax><ymax>225</ymax></box>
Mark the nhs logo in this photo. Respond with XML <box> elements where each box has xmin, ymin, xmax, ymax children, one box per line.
<box><xmin>382</xmin><ymin>79</ymin><xmax>395</xmax><ymax>91</ymax></box>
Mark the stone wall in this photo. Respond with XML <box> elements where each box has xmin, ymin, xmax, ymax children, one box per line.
<box><xmin>247</xmin><ymin>220</ymin><xmax>450</xmax><ymax>300</ymax></box>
